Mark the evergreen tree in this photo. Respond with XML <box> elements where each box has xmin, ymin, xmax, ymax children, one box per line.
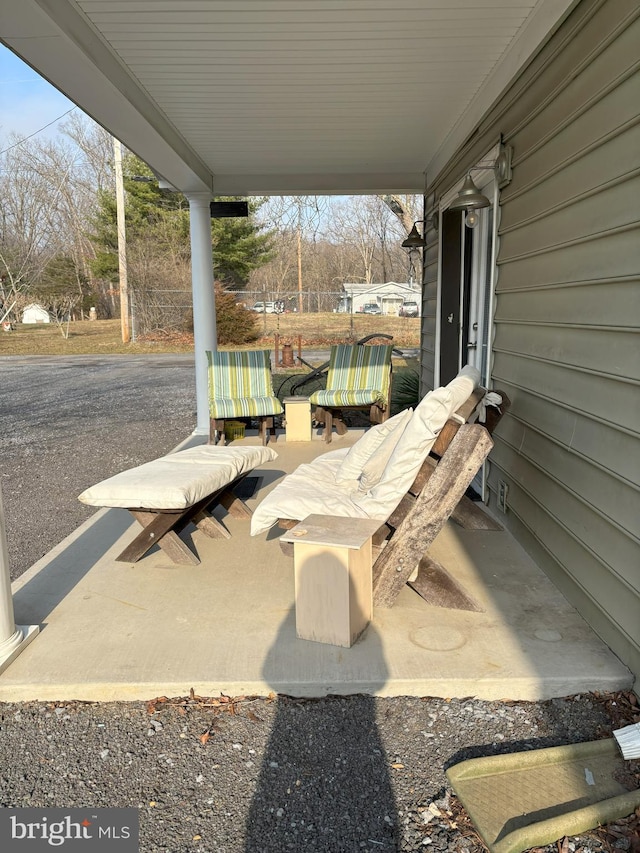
<box><xmin>88</xmin><ymin>155</ymin><xmax>273</xmax><ymax>288</ymax></box>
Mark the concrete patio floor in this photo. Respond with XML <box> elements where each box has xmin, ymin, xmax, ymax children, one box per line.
<box><xmin>1</xmin><ymin>430</ymin><xmax>632</xmax><ymax>703</ymax></box>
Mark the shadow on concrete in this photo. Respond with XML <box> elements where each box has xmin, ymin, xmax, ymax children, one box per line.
<box><xmin>12</xmin><ymin>509</ymin><xmax>130</xmax><ymax>626</ymax></box>
<box><xmin>244</xmin><ymin>607</ymin><xmax>398</xmax><ymax>852</ymax></box>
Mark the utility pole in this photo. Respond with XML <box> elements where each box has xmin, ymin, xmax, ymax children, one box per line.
<box><xmin>297</xmin><ymin>199</ymin><xmax>303</xmax><ymax>314</ymax></box>
<box><xmin>113</xmin><ymin>137</ymin><xmax>130</xmax><ymax>343</ymax></box>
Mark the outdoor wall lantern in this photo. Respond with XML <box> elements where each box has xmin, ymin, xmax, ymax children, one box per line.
<box><xmin>401</xmin><ymin>220</ymin><xmax>427</xmax><ymax>249</ymax></box>
<box><xmin>448</xmin><ymin>144</ymin><xmax>513</xmax><ymax>229</ymax></box>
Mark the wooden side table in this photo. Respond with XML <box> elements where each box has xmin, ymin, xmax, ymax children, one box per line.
<box><xmin>283</xmin><ymin>396</ymin><xmax>312</xmax><ymax>441</ymax></box>
<box><xmin>280</xmin><ymin>514</ymin><xmax>382</xmax><ymax>648</ymax></box>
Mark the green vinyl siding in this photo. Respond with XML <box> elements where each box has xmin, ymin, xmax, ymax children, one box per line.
<box><xmin>425</xmin><ymin>0</ymin><xmax>640</xmax><ymax>683</ymax></box>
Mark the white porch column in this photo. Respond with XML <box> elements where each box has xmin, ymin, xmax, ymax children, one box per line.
<box><xmin>187</xmin><ymin>191</ymin><xmax>216</xmax><ymax>435</ymax></box>
<box><xmin>0</xmin><ymin>484</ymin><xmax>39</xmax><ymax>675</ymax></box>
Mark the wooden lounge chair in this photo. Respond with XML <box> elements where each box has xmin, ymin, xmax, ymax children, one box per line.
<box><xmin>309</xmin><ymin>343</ymin><xmax>393</xmax><ymax>442</ymax></box>
<box><xmin>257</xmin><ymin>371</ymin><xmax>508</xmax><ymax>607</ymax></box>
<box><xmin>370</xmin><ymin>388</ymin><xmax>508</xmax><ymax>607</ymax></box>
<box><xmin>207</xmin><ymin>349</ymin><xmax>283</xmax><ymax>445</ymax></box>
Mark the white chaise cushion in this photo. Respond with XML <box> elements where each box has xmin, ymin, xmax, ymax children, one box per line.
<box><xmin>358</xmin><ymin>407</ymin><xmax>413</xmax><ymax>491</ymax></box>
<box><xmin>357</xmin><ymin>367</ymin><xmax>480</xmax><ymax>516</ymax></box>
<box><xmin>78</xmin><ymin>445</ymin><xmax>278</xmax><ymax>510</ymax></box>
<box><xmin>250</xmin><ymin>367</ymin><xmax>481</xmax><ymax>535</ymax></box>
<box><xmin>250</xmin><ymin>464</ymin><xmax>369</xmax><ymax>536</ymax></box>
<box><xmin>334</xmin><ymin>408</ymin><xmax>412</xmax><ymax>484</ymax></box>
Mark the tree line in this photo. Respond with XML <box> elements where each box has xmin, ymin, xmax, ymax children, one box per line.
<box><xmin>0</xmin><ymin>114</ymin><xmax>419</xmax><ymax>337</ymax></box>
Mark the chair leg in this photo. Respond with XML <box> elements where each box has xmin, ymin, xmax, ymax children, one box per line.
<box><xmin>370</xmin><ymin>404</ymin><xmax>389</xmax><ymax>425</ymax></box>
<box><xmin>323</xmin><ymin>408</ymin><xmax>333</xmax><ymax>442</ymax></box>
<box><xmin>209</xmin><ymin>417</ymin><xmax>226</xmax><ymax>445</ymax></box>
<box><xmin>333</xmin><ymin>409</ymin><xmax>348</xmax><ymax>435</ymax></box>
<box><xmin>259</xmin><ymin>416</ymin><xmax>275</xmax><ymax>445</ymax></box>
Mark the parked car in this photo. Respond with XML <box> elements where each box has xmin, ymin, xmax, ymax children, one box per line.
<box><xmin>362</xmin><ymin>303</ymin><xmax>382</xmax><ymax>314</ymax></box>
<box><xmin>399</xmin><ymin>301</ymin><xmax>419</xmax><ymax>317</ymax></box>
<box><xmin>251</xmin><ymin>301</ymin><xmax>276</xmax><ymax>313</ymax></box>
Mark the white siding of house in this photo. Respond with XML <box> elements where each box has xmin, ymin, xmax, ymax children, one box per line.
<box><xmin>422</xmin><ymin>0</ymin><xmax>640</xmax><ymax>683</ymax></box>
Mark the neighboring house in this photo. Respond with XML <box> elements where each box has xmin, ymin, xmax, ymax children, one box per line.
<box><xmin>421</xmin><ymin>0</ymin><xmax>639</xmax><ymax>683</ymax></box>
<box><xmin>341</xmin><ymin>282</ymin><xmax>422</xmax><ymax>315</ymax></box>
<box><xmin>22</xmin><ymin>304</ymin><xmax>50</xmax><ymax>324</ymax></box>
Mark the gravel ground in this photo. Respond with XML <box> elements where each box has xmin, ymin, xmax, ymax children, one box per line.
<box><xmin>0</xmin><ymin>355</ymin><xmax>638</xmax><ymax>853</ymax></box>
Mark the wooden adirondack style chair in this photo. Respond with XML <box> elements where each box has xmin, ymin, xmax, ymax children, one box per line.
<box><xmin>370</xmin><ymin>388</ymin><xmax>509</xmax><ymax>607</ymax></box>
<box><xmin>272</xmin><ymin>379</ymin><xmax>509</xmax><ymax>609</ymax></box>
<box><xmin>206</xmin><ymin>349</ymin><xmax>283</xmax><ymax>445</ymax></box>
<box><xmin>310</xmin><ymin>343</ymin><xmax>394</xmax><ymax>442</ymax></box>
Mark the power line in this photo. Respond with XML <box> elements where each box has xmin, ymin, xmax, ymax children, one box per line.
<box><xmin>0</xmin><ymin>107</ymin><xmax>77</xmax><ymax>156</ymax></box>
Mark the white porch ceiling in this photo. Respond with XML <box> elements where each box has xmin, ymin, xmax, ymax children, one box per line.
<box><xmin>1</xmin><ymin>0</ymin><xmax>577</xmax><ymax>195</ymax></box>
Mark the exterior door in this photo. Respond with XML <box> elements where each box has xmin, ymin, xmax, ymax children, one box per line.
<box><xmin>438</xmin><ymin>210</ymin><xmax>473</xmax><ymax>385</ymax></box>
<box><xmin>438</xmin><ymin>198</ymin><xmax>494</xmax><ymax>387</ymax></box>
<box><xmin>437</xmin><ymin>181</ymin><xmax>496</xmax><ymax>498</ymax></box>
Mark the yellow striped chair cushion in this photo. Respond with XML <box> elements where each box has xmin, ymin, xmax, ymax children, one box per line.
<box><xmin>310</xmin><ymin>344</ymin><xmax>393</xmax><ymax>409</ymax></box>
<box><xmin>207</xmin><ymin>350</ymin><xmax>284</xmax><ymax>419</ymax></box>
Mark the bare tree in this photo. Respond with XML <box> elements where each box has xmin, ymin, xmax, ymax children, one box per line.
<box><xmin>0</xmin><ymin>116</ymin><xmax>113</xmax><ymax>320</ymax></box>
<box><xmin>327</xmin><ymin>196</ymin><xmax>408</xmax><ymax>284</ymax></box>
<box><xmin>255</xmin><ymin>196</ymin><xmax>332</xmax><ymax>310</ymax></box>
<box><xmin>0</xmin><ymin>135</ymin><xmax>62</xmax><ymax>308</ymax></box>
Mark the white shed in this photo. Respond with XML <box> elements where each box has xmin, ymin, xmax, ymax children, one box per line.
<box><xmin>22</xmin><ymin>304</ymin><xmax>50</xmax><ymax>324</ymax></box>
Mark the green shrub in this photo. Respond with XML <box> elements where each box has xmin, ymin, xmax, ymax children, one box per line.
<box><xmin>391</xmin><ymin>369</ymin><xmax>420</xmax><ymax>414</ymax></box>
<box><xmin>215</xmin><ymin>284</ymin><xmax>259</xmax><ymax>345</ymax></box>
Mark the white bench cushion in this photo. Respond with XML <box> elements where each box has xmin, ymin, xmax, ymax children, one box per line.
<box><xmin>334</xmin><ymin>408</ymin><xmax>412</xmax><ymax>484</ymax></box>
<box><xmin>78</xmin><ymin>445</ymin><xmax>278</xmax><ymax>510</ymax></box>
<box><xmin>250</xmin><ymin>366</ymin><xmax>480</xmax><ymax>536</ymax></box>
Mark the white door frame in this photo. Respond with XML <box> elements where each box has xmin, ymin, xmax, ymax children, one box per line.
<box><xmin>434</xmin><ymin>141</ymin><xmax>501</xmax><ymax>388</ymax></box>
<box><xmin>433</xmin><ymin>143</ymin><xmax>501</xmax><ymax>500</ymax></box>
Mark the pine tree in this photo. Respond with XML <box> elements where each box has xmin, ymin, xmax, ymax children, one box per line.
<box><xmin>88</xmin><ymin>155</ymin><xmax>273</xmax><ymax>288</ymax></box>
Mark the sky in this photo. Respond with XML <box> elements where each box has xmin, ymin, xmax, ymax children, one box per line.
<box><xmin>0</xmin><ymin>43</ymin><xmax>78</xmax><ymax>144</ymax></box>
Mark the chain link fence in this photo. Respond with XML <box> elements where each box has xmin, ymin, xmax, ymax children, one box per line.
<box><xmin>129</xmin><ymin>286</ymin><xmax>418</xmax><ymax>338</ymax></box>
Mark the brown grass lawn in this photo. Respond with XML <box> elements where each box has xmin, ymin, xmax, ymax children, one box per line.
<box><xmin>0</xmin><ymin>314</ymin><xmax>420</xmax><ymax>357</ymax></box>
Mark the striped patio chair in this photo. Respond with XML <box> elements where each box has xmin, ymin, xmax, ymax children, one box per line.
<box><xmin>310</xmin><ymin>343</ymin><xmax>394</xmax><ymax>442</ymax></box>
<box><xmin>206</xmin><ymin>349</ymin><xmax>283</xmax><ymax>445</ymax></box>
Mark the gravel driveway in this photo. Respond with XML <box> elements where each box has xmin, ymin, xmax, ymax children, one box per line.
<box><xmin>0</xmin><ymin>355</ymin><xmax>637</xmax><ymax>853</ymax></box>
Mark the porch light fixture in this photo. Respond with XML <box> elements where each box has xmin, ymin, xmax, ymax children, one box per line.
<box><xmin>448</xmin><ymin>174</ymin><xmax>491</xmax><ymax>214</ymax></box>
<box><xmin>448</xmin><ymin>145</ymin><xmax>513</xmax><ymax>227</ymax></box>
<box><xmin>401</xmin><ymin>220</ymin><xmax>426</xmax><ymax>249</ymax></box>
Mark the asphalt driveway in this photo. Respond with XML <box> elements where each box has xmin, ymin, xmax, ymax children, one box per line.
<box><xmin>0</xmin><ymin>355</ymin><xmax>197</xmax><ymax>580</ymax></box>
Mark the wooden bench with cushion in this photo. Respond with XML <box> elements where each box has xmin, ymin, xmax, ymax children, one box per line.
<box><xmin>79</xmin><ymin>445</ymin><xmax>277</xmax><ymax>565</ymax></box>
<box><xmin>250</xmin><ymin>366</ymin><xmax>508</xmax><ymax>607</ymax></box>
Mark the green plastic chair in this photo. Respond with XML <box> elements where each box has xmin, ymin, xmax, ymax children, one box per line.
<box><xmin>206</xmin><ymin>350</ymin><xmax>283</xmax><ymax>445</ymax></box>
<box><xmin>309</xmin><ymin>343</ymin><xmax>393</xmax><ymax>442</ymax></box>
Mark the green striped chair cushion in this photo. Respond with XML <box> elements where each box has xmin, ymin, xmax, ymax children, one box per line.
<box><xmin>310</xmin><ymin>344</ymin><xmax>393</xmax><ymax>409</ymax></box>
<box><xmin>207</xmin><ymin>350</ymin><xmax>284</xmax><ymax>419</ymax></box>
